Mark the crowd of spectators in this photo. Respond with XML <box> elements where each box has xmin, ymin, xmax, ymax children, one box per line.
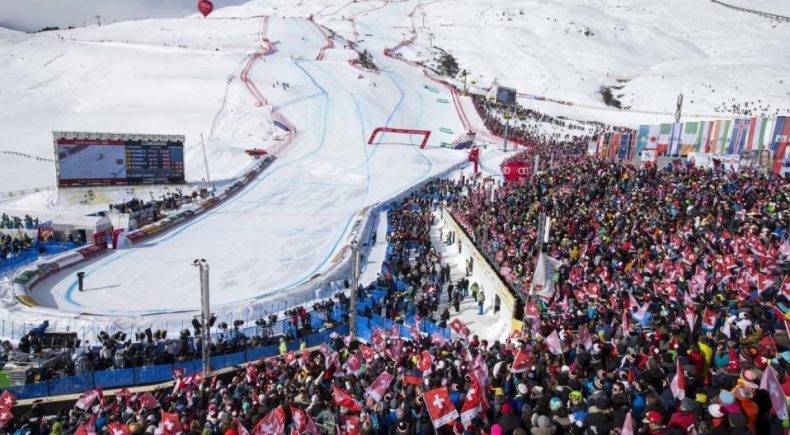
<box><xmin>3</xmin><ymin>145</ymin><xmax>790</xmax><ymax>435</ymax></box>
<box><xmin>470</xmin><ymin>94</ymin><xmax>635</xmax><ymax>149</ymax></box>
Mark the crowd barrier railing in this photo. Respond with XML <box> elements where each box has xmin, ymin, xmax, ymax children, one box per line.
<box><xmin>441</xmin><ymin>208</ymin><xmax>524</xmax><ymax>333</ymax></box>
<box><xmin>2</xmin><ymin>325</ymin><xmax>348</xmax><ymax>400</ymax></box>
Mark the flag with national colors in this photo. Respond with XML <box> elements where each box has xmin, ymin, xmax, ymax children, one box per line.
<box><xmin>760</xmin><ymin>366</ymin><xmax>789</xmax><ymax>420</ymax></box>
<box><xmin>365</xmin><ymin>371</ymin><xmax>394</xmax><ymax>402</ymax></box>
<box><xmin>0</xmin><ymin>391</ymin><xmax>15</xmax><ymax>409</ymax></box>
<box><xmin>510</xmin><ymin>350</ymin><xmax>534</xmax><ymax>373</ymax></box>
<box><xmin>460</xmin><ymin>376</ymin><xmax>483</xmax><ymax>426</ymax></box>
<box><xmin>669</xmin><ymin>359</ymin><xmax>686</xmax><ymax>399</ymax></box>
<box><xmin>332</xmin><ymin>385</ymin><xmax>362</xmax><ymax>411</ymax></box>
<box><xmin>160</xmin><ymin>411</ymin><xmax>182</xmax><ymax>435</ymax></box>
<box><xmin>545</xmin><ymin>329</ymin><xmax>562</xmax><ymax>355</ymax></box>
<box><xmin>0</xmin><ymin>407</ymin><xmax>12</xmax><ymax>428</ymax></box>
<box><xmin>254</xmin><ymin>407</ymin><xmax>285</xmax><ymax>435</ymax></box>
<box><xmin>424</xmin><ymin>387</ymin><xmax>459</xmax><ymax>429</ymax></box>
<box><xmin>621</xmin><ymin>411</ymin><xmax>635</xmax><ymax>435</ymax></box>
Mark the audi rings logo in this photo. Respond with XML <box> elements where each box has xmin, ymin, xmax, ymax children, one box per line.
<box><xmin>503</xmin><ymin>165</ymin><xmax>529</xmax><ymax>176</ymax></box>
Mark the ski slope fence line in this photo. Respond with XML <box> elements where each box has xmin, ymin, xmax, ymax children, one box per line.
<box><xmin>2</xmin><ymin>158</ymin><xmax>276</xmax><ymax>312</ymax></box>
<box><xmin>709</xmin><ymin>0</ymin><xmax>790</xmax><ymax>22</ymax></box>
<box><xmin>307</xmin><ymin>17</ymin><xmax>336</xmax><ymax>61</ymax></box>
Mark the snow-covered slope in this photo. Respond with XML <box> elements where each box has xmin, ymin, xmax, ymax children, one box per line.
<box><xmin>418</xmin><ymin>0</ymin><xmax>790</xmax><ymax>121</ymax></box>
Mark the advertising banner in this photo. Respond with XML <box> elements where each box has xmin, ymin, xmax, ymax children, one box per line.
<box><xmin>502</xmin><ymin>161</ymin><xmax>529</xmax><ymax>183</ymax></box>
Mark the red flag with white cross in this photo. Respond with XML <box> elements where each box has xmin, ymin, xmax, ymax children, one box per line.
<box><xmin>424</xmin><ymin>387</ymin><xmax>459</xmax><ymax>429</ymax></box>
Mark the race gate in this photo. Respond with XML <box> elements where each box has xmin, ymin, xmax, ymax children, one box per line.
<box><xmin>367</xmin><ymin>127</ymin><xmax>431</xmax><ymax>149</ymax></box>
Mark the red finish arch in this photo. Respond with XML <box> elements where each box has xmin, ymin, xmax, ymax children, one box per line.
<box><xmin>367</xmin><ymin>127</ymin><xmax>431</xmax><ymax>149</ymax></box>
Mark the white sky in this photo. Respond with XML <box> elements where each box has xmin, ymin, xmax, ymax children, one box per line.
<box><xmin>0</xmin><ymin>0</ymin><xmax>251</xmax><ymax>32</ymax></box>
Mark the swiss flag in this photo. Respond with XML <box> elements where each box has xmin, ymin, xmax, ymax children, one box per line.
<box><xmin>545</xmin><ymin>329</ymin><xmax>562</xmax><ymax>355</ymax></box>
<box><xmin>243</xmin><ymin>361</ymin><xmax>262</xmax><ymax>382</ymax></box>
<box><xmin>781</xmin><ymin>276</ymin><xmax>790</xmax><ymax>299</ymax></box>
<box><xmin>0</xmin><ymin>407</ymin><xmax>13</xmax><ymax>428</ymax></box>
<box><xmin>524</xmin><ymin>301</ymin><xmax>540</xmax><ymax>319</ymax></box>
<box><xmin>75</xmin><ymin>415</ymin><xmax>96</xmax><ymax>435</ymax></box>
<box><xmin>669</xmin><ymin>359</ymin><xmax>685</xmax><ymax>399</ymax></box>
<box><xmin>332</xmin><ymin>385</ymin><xmax>362</xmax><ymax>412</ymax></box>
<box><xmin>702</xmin><ymin>308</ymin><xmax>718</xmax><ymax>329</ymax></box>
<box><xmin>234</xmin><ymin>418</ymin><xmax>250</xmax><ymax>435</ymax></box>
<box><xmin>75</xmin><ymin>389</ymin><xmax>101</xmax><ymax>411</ymax></box>
<box><xmin>0</xmin><ymin>391</ymin><xmax>16</xmax><ymax>409</ymax></box>
<box><xmin>621</xmin><ymin>411</ymin><xmax>635</xmax><ymax>435</ymax></box>
<box><xmin>160</xmin><ymin>411</ymin><xmax>182</xmax><ymax>435</ymax></box>
<box><xmin>568</xmin><ymin>267</ymin><xmax>583</xmax><ymax>286</ymax></box>
<box><xmin>424</xmin><ymin>387</ymin><xmax>459</xmax><ymax>429</ymax></box>
<box><xmin>107</xmin><ymin>422</ymin><xmax>131</xmax><ymax>435</ymax></box>
<box><xmin>448</xmin><ymin>318</ymin><xmax>470</xmax><ymax>336</ymax></box>
<box><xmin>365</xmin><ymin>371</ymin><xmax>393</xmax><ymax>403</ymax></box>
<box><xmin>346</xmin><ymin>352</ymin><xmax>362</xmax><ymax>373</ymax></box>
<box><xmin>577</xmin><ymin>325</ymin><xmax>593</xmax><ymax>350</ymax></box>
<box><xmin>779</xmin><ymin>239</ymin><xmax>790</xmax><ymax>258</ymax></box>
<box><xmin>116</xmin><ymin>388</ymin><xmax>132</xmax><ymax>406</ymax></box>
<box><xmin>358</xmin><ymin>344</ymin><xmax>376</xmax><ymax>361</ymax></box>
<box><xmin>289</xmin><ymin>406</ymin><xmax>308</xmax><ymax>432</ymax></box>
<box><xmin>172</xmin><ymin>367</ymin><xmax>185</xmax><ymax>380</ymax></box>
<box><xmin>586</xmin><ymin>283</ymin><xmax>601</xmax><ymax>299</ymax></box>
<box><xmin>342</xmin><ymin>415</ymin><xmax>361</xmax><ymax>435</ymax></box>
<box><xmin>417</xmin><ymin>350</ymin><xmax>433</xmax><ymax>372</ymax></box>
<box><xmin>756</xmin><ymin>273</ymin><xmax>775</xmax><ymax>293</ymax></box>
<box><xmin>284</xmin><ymin>351</ymin><xmax>297</xmax><ymax>366</ymax></box>
<box><xmin>254</xmin><ymin>407</ymin><xmax>285</xmax><ymax>435</ymax></box>
<box><xmin>137</xmin><ymin>392</ymin><xmax>160</xmax><ymax>410</ymax></box>
<box><xmin>510</xmin><ymin>350</ymin><xmax>534</xmax><ymax>373</ymax></box>
<box><xmin>460</xmin><ymin>376</ymin><xmax>483</xmax><ymax>426</ymax></box>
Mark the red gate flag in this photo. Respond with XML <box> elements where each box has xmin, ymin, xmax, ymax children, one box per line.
<box><xmin>424</xmin><ymin>387</ymin><xmax>459</xmax><ymax>429</ymax></box>
<box><xmin>366</xmin><ymin>371</ymin><xmax>394</xmax><ymax>402</ymax></box>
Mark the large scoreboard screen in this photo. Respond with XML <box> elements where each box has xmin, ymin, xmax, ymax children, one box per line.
<box><xmin>54</xmin><ymin>131</ymin><xmax>186</xmax><ymax>187</ymax></box>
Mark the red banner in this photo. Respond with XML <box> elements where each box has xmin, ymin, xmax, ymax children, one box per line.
<box><xmin>502</xmin><ymin>161</ymin><xmax>529</xmax><ymax>183</ymax></box>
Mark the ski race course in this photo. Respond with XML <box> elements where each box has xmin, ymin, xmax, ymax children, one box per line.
<box><xmin>0</xmin><ymin>0</ymin><xmax>477</xmax><ymax>336</ymax></box>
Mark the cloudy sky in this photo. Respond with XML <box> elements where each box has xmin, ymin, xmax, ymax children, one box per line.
<box><xmin>0</xmin><ymin>0</ymin><xmax>250</xmax><ymax>32</ymax></box>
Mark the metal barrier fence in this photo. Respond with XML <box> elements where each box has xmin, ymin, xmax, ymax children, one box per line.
<box><xmin>2</xmin><ymin>325</ymin><xmax>349</xmax><ymax>400</ymax></box>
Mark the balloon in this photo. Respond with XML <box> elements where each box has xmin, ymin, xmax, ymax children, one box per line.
<box><xmin>197</xmin><ymin>0</ymin><xmax>214</xmax><ymax>17</ymax></box>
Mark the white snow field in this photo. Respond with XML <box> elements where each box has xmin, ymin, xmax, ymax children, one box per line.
<box><xmin>0</xmin><ymin>0</ymin><xmax>787</xmax><ymax>337</ymax></box>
